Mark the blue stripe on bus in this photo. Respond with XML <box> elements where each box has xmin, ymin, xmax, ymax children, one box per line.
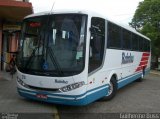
<box><xmin>17</xmin><ymin>84</ymin><xmax>109</xmax><ymax>106</ymax></box>
<box><xmin>118</xmin><ymin>72</ymin><xmax>141</xmax><ymax>82</ymax></box>
<box><xmin>118</xmin><ymin>73</ymin><xmax>142</xmax><ymax>89</ymax></box>
<box><xmin>118</xmin><ymin>68</ymin><xmax>150</xmax><ymax>89</ymax></box>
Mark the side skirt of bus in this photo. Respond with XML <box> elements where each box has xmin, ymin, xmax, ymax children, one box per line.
<box><xmin>117</xmin><ymin>68</ymin><xmax>150</xmax><ymax>89</ymax></box>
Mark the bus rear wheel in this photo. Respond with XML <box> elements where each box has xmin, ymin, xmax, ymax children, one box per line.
<box><xmin>137</xmin><ymin>68</ymin><xmax>145</xmax><ymax>82</ymax></box>
<box><xmin>102</xmin><ymin>76</ymin><xmax>117</xmax><ymax>101</ymax></box>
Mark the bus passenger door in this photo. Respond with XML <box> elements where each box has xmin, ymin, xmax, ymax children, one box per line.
<box><xmin>89</xmin><ymin>17</ymin><xmax>105</xmax><ymax>73</ymax></box>
<box><xmin>88</xmin><ymin>17</ymin><xmax>105</xmax><ymax>92</ymax></box>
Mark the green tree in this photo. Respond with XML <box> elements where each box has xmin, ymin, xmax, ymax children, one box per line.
<box><xmin>130</xmin><ymin>0</ymin><xmax>160</xmax><ymax>68</ymax></box>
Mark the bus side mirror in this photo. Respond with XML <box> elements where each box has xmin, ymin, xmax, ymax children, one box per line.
<box><xmin>89</xmin><ymin>27</ymin><xmax>94</xmax><ymax>33</ymax></box>
<box><xmin>90</xmin><ymin>26</ymin><xmax>101</xmax><ymax>34</ymax></box>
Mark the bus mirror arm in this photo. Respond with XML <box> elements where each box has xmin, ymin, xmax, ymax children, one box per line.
<box><xmin>90</xmin><ymin>25</ymin><xmax>101</xmax><ymax>33</ymax></box>
<box><xmin>89</xmin><ymin>27</ymin><xmax>97</xmax><ymax>33</ymax></box>
<box><xmin>89</xmin><ymin>27</ymin><xmax>94</xmax><ymax>33</ymax></box>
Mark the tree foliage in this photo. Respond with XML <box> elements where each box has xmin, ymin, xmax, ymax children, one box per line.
<box><xmin>130</xmin><ymin>0</ymin><xmax>160</xmax><ymax>57</ymax></box>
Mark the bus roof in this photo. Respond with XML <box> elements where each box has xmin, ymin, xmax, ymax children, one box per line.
<box><xmin>25</xmin><ymin>9</ymin><xmax>150</xmax><ymax>41</ymax></box>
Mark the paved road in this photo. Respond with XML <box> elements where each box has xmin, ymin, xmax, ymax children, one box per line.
<box><xmin>0</xmin><ymin>73</ymin><xmax>57</xmax><ymax>113</ymax></box>
<box><xmin>0</xmin><ymin>72</ymin><xmax>160</xmax><ymax>119</ymax></box>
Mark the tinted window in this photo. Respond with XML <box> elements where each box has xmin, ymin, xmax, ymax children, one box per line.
<box><xmin>143</xmin><ymin>39</ymin><xmax>147</xmax><ymax>51</ymax></box>
<box><xmin>107</xmin><ymin>22</ymin><xmax>121</xmax><ymax>49</ymax></box>
<box><xmin>143</xmin><ymin>39</ymin><xmax>150</xmax><ymax>52</ymax></box>
<box><xmin>132</xmin><ymin>34</ymin><xmax>139</xmax><ymax>51</ymax></box>
<box><xmin>122</xmin><ymin>29</ymin><xmax>131</xmax><ymax>50</ymax></box>
<box><xmin>146</xmin><ymin>40</ymin><xmax>150</xmax><ymax>52</ymax></box>
<box><xmin>139</xmin><ymin>37</ymin><xmax>143</xmax><ymax>51</ymax></box>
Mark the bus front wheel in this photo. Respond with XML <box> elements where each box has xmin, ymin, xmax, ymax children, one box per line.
<box><xmin>102</xmin><ymin>76</ymin><xmax>117</xmax><ymax>101</ymax></box>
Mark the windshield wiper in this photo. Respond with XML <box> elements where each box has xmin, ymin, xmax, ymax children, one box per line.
<box><xmin>47</xmin><ymin>47</ymin><xmax>64</xmax><ymax>76</ymax></box>
<box><xmin>24</xmin><ymin>31</ymin><xmax>44</xmax><ymax>70</ymax></box>
<box><xmin>24</xmin><ymin>47</ymin><xmax>39</xmax><ymax>69</ymax></box>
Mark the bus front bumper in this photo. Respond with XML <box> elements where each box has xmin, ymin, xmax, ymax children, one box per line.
<box><xmin>17</xmin><ymin>84</ymin><xmax>109</xmax><ymax>106</ymax></box>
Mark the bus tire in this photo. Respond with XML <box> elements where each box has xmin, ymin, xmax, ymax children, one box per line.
<box><xmin>137</xmin><ymin>68</ymin><xmax>145</xmax><ymax>82</ymax></box>
<box><xmin>102</xmin><ymin>76</ymin><xmax>117</xmax><ymax>101</ymax></box>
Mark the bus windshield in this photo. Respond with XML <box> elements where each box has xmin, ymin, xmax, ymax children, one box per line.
<box><xmin>17</xmin><ymin>14</ymin><xmax>87</xmax><ymax>76</ymax></box>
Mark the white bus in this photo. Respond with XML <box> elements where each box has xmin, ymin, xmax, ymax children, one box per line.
<box><xmin>16</xmin><ymin>10</ymin><xmax>151</xmax><ymax>106</ymax></box>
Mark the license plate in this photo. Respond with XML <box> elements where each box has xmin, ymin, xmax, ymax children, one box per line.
<box><xmin>36</xmin><ymin>94</ymin><xmax>48</xmax><ymax>99</ymax></box>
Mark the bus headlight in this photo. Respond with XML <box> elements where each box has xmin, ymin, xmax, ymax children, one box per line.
<box><xmin>59</xmin><ymin>81</ymin><xmax>85</xmax><ymax>92</ymax></box>
<box><xmin>17</xmin><ymin>76</ymin><xmax>27</xmax><ymax>87</ymax></box>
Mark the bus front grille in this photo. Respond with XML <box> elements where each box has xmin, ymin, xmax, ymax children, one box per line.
<box><xmin>27</xmin><ymin>85</ymin><xmax>59</xmax><ymax>92</ymax></box>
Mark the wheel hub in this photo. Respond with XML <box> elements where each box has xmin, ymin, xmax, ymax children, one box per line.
<box><xmin>108</xmin><ymin>82</ymin><xmax>113</xmax><ymax>96</ymax></box>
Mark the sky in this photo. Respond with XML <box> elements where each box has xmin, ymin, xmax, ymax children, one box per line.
<box><xmin>29</xmin><ymin>0</ymin><xmax>143</xmax><ymax>26</ymax></box>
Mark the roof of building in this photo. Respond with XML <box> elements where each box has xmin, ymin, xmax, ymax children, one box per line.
<box><xmin>0</xmin><ymin>0</ymin><xmax>33</xmax><ymax>22</ymax></box>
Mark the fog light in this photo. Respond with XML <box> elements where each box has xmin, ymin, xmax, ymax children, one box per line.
<box><xmin>17</xmin><ymin>76</ymin><xmax>27</xmax><ymax>87</ymax></box>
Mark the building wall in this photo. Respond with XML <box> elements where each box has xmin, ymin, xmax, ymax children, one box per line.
<box><xmin>1</xmin><ymin>32</ymin><xmax>20</xmax><ymax>70</ymax></box>
<box><xmin>10</xmin><ymin>33</ymin><xmax>19</xmax><ymax>52</ymax></box>
<box><xmin>0</xmin><ymin>20</ymin><xmax>2</xmax><ymax>70</ymax></box>
<box><xmin>0</xmin><ymin>0</ymin><xmax>32</xmax><ymax>71</ymax></box>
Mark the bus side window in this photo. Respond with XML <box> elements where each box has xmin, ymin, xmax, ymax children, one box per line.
<box><xmin>89</xmin><ymin>17</ymin><xmax>105</xmax><ymax>73</ymax></box>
